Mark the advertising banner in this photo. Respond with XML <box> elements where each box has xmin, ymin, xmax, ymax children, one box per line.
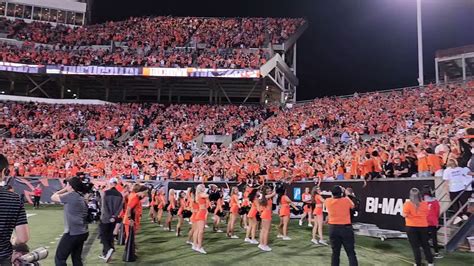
<box><xmin>187</xmin><ymin>68</ymin><xmax>260</xmax><ymax>78</ymax></box>
<box><xmin>143</xmin><ymin>67</ymin><xmax>188</xmax><ymax>77</ymax></box>
<box><xmin>0</xmin><ymin>61</ymin><xmax>260</xmax><ymax>78</ymax></box>
<box><xmin>0</xmin><ymin>62</ymin><xmax>45</xmax><ymax>74</ymax></box>
<box><xmin>46</xmin><ymin>65</ymin><xmax>142</xmax><ymax>76</ymax></box>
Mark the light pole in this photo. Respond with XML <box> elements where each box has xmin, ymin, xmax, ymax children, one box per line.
<box><xmin>417</xmin><ymin>0</ymin><xmax>424</xmax><ymax>86</ymax></box>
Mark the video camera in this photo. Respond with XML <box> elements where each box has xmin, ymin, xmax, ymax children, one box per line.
<box><xmin>13</xmin><ymin>246</ymin><xmax>48</xmax><ymax>266</ymax></box>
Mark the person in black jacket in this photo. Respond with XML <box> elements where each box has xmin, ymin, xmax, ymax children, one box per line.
<box><xmin>99</xmin><ymin>178</ymin><xmax>124</xmax><ymax>263</ymax></box>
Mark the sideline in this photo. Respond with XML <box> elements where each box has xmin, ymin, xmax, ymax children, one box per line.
<box><xmin>355</xmin><ymin>244</ymin><xmax>413</xmax><ymax>265</ymax></box>
<box><xmin>82</xmin><ymin>224</ymin><xmax>100</xmax><ymax>261</ymax></box>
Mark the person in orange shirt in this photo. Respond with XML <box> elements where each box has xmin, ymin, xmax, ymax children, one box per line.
<box><xmin>192</xmin><ymin>184</ymin><xmax>209</xmax><ymax>254</ymax></box>
<box><xmin>277</xmin><ymin>188</ymin><xmax>297</xmax><ymax>240</ymax></box>
<box><xmin>258</xmin><ymin>185</ymin><xmax>276</xmax><ymax>252</ymax></box>
<box><xmin>227</xmin><ymin>187</ymin><xmax>241</xmax><ymax>239</ymax></box>
<box><xmin>123</xmin><ymin>184</ymin><xmax>141</xmax><ymax>240</ymax></box>
<box><xmin>186</xmin><ymin>187</ymin><xmax>198</xmax><ymax>246</ymax></box>
<box><xmin>311</xmin><ymin>186</ymin><xmax>327</xmax><ymax>246</ymax></box>
<box><xmin>326</xmin><ymin>186</ymin><xmax>357</xmax><ymax>266</ymax></box>
<box><xmin>402</xmin><ymin>188</ymin><xmax>434</xmax><ymax>266</ymax></box>
<box><xmin>156</xmin><ymin>189</ymin><xmax>166</xmax><ymax>227</ymax></box>
<box><xmin>299</xmin><ymin>187</ymin><xmax>313</xmax><ymax>227</ymax></box>
<box><xmin>426</xmin><ymin>148</ymin><xmax>443</xmax><ymax>177</ymax></box>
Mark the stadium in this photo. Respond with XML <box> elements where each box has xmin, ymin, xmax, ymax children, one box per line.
<box><xmin>0</xmin><ymin>0</ymin><xmax>473</xmax><ymax>265</ymax></box>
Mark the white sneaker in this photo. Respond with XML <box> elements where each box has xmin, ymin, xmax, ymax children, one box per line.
<box><xmin>282</xmin><ymin>236</ymin><xmax>291</xmax><ymax>241</ymax></box>
<box><xmin>159</xmin><ymin>224</ymin><xmax>163</xmax><ymax>227</ymax></box>
<box><xmin>230</xmin><ymin>235</ymin><xmax>239</xmax><ymax>239</ymax></box>
<box><xmin>250</xmin><ymin>239</ymin><xmax>259</xmax><ymax>245</ymax></box>
<box><xmin>192</xmin><ymin>245</ymin><xmax>197</xmax><ymax>251</ymax></box>
<box><xmin>461</xmin><ymin>214</ymin><xmax>469</xmax><ymax>221</ymax></box>
<box><xmin>197</xmin><ymin>248</ymin><xmax>207</xmax><ymax>254</ymax></box>
<box><xmin>311</xmin><ymin>239</ymin><xmax>320</xmax><ymax>245</ymax></box>
<box><xmin>258</xmin><ymin>244</ymin><xmax>271</xmax><ymax>252</ymax></box>
<box><xmin>216</xmin><ymin>229</ymin><xmax>223</xmax><ymax>233</ymax></box>
<box><xmin>169</xmin><ymin>229</ymin><xmax>175</xmax><ymax>232</ymax></box>
<box><xmin>308</xmin><ymin>223</ymin><xmax>313</xmax><ymax>227</ymax></box>
<box><xmin>453</xmin><ymin>216</ymin><xmax>463</xmax><ymax>225</ymax></box>
<box><xmin>163</xmin><ymin>227</ymin><xmax>169</xmax><ymax>231</ymax></box>
<box><xmin>299</xmin><ymin>220</ymin><xmax>303</xmax><ymax>226</ymax></box>
<box><xmin>104</xmin><ymin>248</ymin><xmax>114</xmax><ymax>263</ymax></box>
<box><xmin>205</xmin><ymin>225</ymin><xmax>209</xmax><ymax>228</ymax></box>
<box><xmin>186</xmin><ymin>240</ymin><xmax>193</xmax><ymax>245</ymax></box>
<box><xmin>318</xmin><ymin>240</ymin><xmax>328</xmax><ymax>246</ymax></box>
<box><xmin>277</xmin><ymin>234</ymin><xmax>284</xmax><ymax>238</ymax></box>
<box><xmin>98</xmin><ymin>255</ymin><xmax>106</xmax><ymax>261</ymax></box>
<box><xmin>244</xmin><ymin>237</ymin><xmax>252</xmax><ymax>243</ymax></box>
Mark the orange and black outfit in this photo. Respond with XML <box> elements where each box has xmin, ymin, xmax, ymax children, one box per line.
<box><xmin>195</xmin><ymin>195</ymin><xmax>208</xmax><ymax>221</ymax></box>
<box><xmin>230</xmin><ymin>194</ymin><xmax>240</xmax><ymax>214</ymax></box>
<box><xmin>402</xmin><ymin>201</ymin><xmax>433</xmax><ymax>266</ymax></box>
<box><xmin>260</xmin><ymin>198</ymin><xmax>273</xmax><ymax>221</ymax></box>
<box><xmin>326</xmin><ymin>196</ymin><xmax>357</xmax><ymax>266</ymax></box>
<box><xmin>279</xmin><ymin>195</ymin><xmax>291</xmax><ymax>217</ymax></box>
<box><xmin>313</xmin><ymin>194</ymin><xmax>324</xmax><ymax>216</ymax></box>
<box><xmin>214</xmin><ymin>198</ymin><xmax>224</xmax><ymax>217</ymax></box>
<box><xmin>123</xmin><ymin>192</ymin><xmax>140</xmax><ymax>238</ymax></box>
<box><xmin>247</xmin><ymin>199</ymin><xmax>259</xmax><ymax>219</ymax></box>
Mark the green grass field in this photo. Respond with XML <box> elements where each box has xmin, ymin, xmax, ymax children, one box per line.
<box><xmin>26</xmin><ymin>206</ymin><xmax>473</xmax><ymax>265</ymax></box>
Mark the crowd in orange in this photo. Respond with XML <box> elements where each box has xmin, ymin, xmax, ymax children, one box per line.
<box><xmin>1</xmin><ymin>83</ymin><xmax>473</xmax><ymax>182</ymax></box>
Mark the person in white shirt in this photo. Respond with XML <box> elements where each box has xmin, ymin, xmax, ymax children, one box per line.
<box><xmin>442</xmin><ymin>159</ymin><xmax>473</xmax><ymax>222</ymax></box>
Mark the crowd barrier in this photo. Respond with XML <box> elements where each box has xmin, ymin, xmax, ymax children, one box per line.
<box><xmin>12</xmin><ymin>177</ymin><xmax>435</xmax><ymax>231</ymax></box>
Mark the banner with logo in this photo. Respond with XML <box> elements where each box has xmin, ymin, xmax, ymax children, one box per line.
<box><xmin>0</xmin><ymin>62</ymin><xmax>45</xmax><ymax>74</ymax></box>
<box><xmin>0</xmin><ymin>61</ymin><xmax>260</xmax><ymax>78</ymax></box>
<box><xmin>46</xmin><ymin>65</ymin><xmax>142</xmax><ymax>76</ymax></box>
<box><xmin>187</xmin><ymin>68</ymin><xmax>260</xmax><ymax>78</ymax></box>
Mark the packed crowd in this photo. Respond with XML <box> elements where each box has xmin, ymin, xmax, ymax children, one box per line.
<box><xmin>0</xmin><ymin>42</ymin><xmax>268</xmax><ymax>68</ymax></box>
<box><xmin>0</xmin><ymin>16</ymin><xmax>303</xmax><ymax>68</ymax></box>
<box><xmin>2</xmin><ymin>17</ymin><xmax>304</xmax><ymax>48</ymax></box>
<box><xmin>1</xmin><ymin>84</ymin><xmax>473</xmax><ymax>181</ymax></box>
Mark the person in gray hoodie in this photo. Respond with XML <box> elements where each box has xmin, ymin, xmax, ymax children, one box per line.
<box><xmin>99</xmin><ymin>178</ymin><xmax>123</xmax><ymax>263</ymax></box>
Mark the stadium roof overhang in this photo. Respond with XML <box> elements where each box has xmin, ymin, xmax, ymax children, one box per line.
<box><xmin>435</xmin><ymin>45</ymin><xmax>474</xmax><ymax>84</ymax></box>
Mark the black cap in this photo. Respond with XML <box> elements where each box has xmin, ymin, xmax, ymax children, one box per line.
<box><xmin>331</xmin><ymin>185</ymin><xmax>343</xmax><ymax>197</ymax></box>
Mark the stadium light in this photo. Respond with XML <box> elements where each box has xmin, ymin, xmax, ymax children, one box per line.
<box><xmin>417</xmin><ymin>0</ymin><xmax>424</xmax><ymax>86</ymax></box>
<box><xmin>67</xmin><ymin>89</ymin><xmax>72</xmax><ymax>93</ymax></box>
<box><xmin>0</xmin><ymin>91</ymin><xmax>4</xmax><ymax>94</ymax></box>
<box><xmin>73</xmin><ymin>93</ymin><xmax>77</xmax><ymax>97</ymax></box>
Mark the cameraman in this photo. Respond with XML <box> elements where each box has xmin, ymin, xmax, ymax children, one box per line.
<box><xmin>326</xmin><ymin>185</ymin><xmax>358</xmax><ymax>266</ymax></box>
<box><xmin>98</xmin><ymin>178</ymin><xmax>123</xmax><ymax>263</ymax></box>
<box><xmin>0</xmin><ymin>154</ymin><xmax>30</xmax><ymax>266</ymax></box>
<box><xmin>51</xmin><ymin>177</ymin><xmax>89</xmax><ymax>266</ymax></box>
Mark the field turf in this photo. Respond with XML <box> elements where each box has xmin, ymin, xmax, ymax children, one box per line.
<box><xmin>26</xmin><ymin>206</ymin><xmax>473</xmax><ymax>265</ymax></box>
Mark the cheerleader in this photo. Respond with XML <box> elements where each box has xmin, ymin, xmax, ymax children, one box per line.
<box><xmin>186</xmin><ymin>187</ymin><xmax>198</xmax><ymax>245</ymax></box>
<box><xmin>227</xmin><ymin>187</ymin><xmax>241</xmax><ymax>239</ymax></box>
<box><xmin>240</xmin><ymin>187</ymin><xmax>251</xmax><ymax>229</ymax></box>
<box><xmin>277</xmin><ymin>188</ymin><xmax>297</xmax><ymax>240</ymax></box>
<box><xmin>299</xmin><ymin>187</ymin><xmax>313</xmax><ymax>227</ymax></box>
<box><xmin>244</xmin><ymin>188</ymin><xmax>260</xmax><ymax>244</ymax></box>
<box><xmin>165</xmin><ymin>189</ymin><xmax>177</xmax><ymax>231</ymax></box>
<box><xmin>258</xmin><ymin>185</ymin><xmax>276</xmax><ymax>252</ymax></box>
<box><xmin>193</xmin><ymin>184</ymin><xmax>209</xmax><ymax>254</ymax></box>
<box><xmin>311</xmin><ymin>186</ymin><xmax>328</xmax><ymax>245</ymax></box>
<box><xmin>176</xmin><ymin>191</ymin><xmax>187</xmax><ymax>236</ymax></box>
<box><xmin>156</xmin><ymin>189</ymin><xmax>166</xmax><ymax>227</ymax></box>
<box><xmin>149</xmin><ymin>189</ymin><xmax>159</xmax><ymax>223</ymax></box>
<box><xmin>213</xmin><ymin>189</ymin><xmax>225</xmax><ymax>233</ymax></box>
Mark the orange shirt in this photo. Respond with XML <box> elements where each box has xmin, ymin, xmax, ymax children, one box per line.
<box><xmin>427</xmin><ymin>154</ymin><xmax>442</xmax><ymax>173</ymax></box>
<box><xmin>403</xmin><ymin>201</ymin><xmax>429</xmax><ymax>227</ymax></box>
<box><xmin>326</xmin><ymin>197</ymin><xmax>354</xmax><ymax>225</ymax></box>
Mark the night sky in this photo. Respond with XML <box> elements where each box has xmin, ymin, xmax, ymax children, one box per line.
<box><xmin>92</xmin><ymin>0</ymin><xmax>474</xmax><ymax>100</ymax></box>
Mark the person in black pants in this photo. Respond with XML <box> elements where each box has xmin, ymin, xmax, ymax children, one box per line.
<box><xmin>402</xmin><ymin>188</ymin><xmax>434</xmax><ymax>266</ymax></box>
<box><xmin>326</xmin><ymin>186</ymin><xmax>358</xmax><ymax>266</ymax></box>
<box><xmin>99</xmin><ymin>178</ymin><xmax>124</xmax><ymax>263</ymax></box>
<box><xmin>51</xmin><ymin>177</ymin><xmax>89</xmax><ymax>266</ymax></box>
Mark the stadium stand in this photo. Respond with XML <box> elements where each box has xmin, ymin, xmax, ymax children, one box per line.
<box><xmin>1</xmin><ymin>83</ymin><xmax>472</xmax><ymax>181</ymax></box>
